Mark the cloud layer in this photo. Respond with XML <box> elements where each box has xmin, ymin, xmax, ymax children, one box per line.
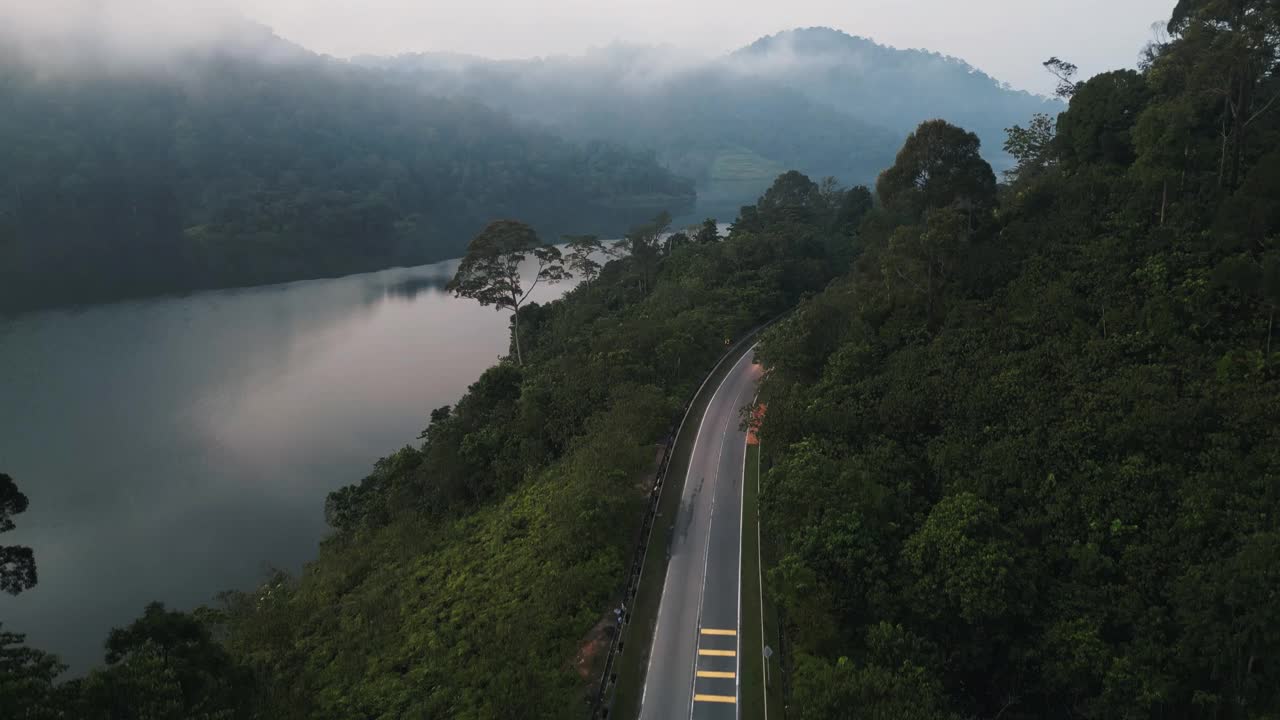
<box><xmin>0</xmin><ymin>0</ymin><xmax>1176</xmax><ymax>93</ymax></box>
<box><xmin>0</xmin><ymin>0</ymin><xmax>248</xmax><ymax>67</ymax></box>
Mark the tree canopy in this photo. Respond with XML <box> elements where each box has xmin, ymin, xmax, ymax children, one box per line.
<box><xmin>0</xmin><ymin>473</ymin><xmax>35</xmax><ymax>596</ymax></box>
<box><xmin>449</xmin><ymin>220</ymin><xmax>568</xmax><ymax>365</ymax></box>
<box><xmin>753</xmin><ymin>4</ymin><xmax>1280</xmax><ymax>715</ymax></box>
<box><xmin>875</xmin><ymin>119</ymin><xmax>997</xmax><ymax>222</ymax></box>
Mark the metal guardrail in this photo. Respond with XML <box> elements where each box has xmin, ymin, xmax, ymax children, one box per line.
<box><xmin>589</xmin><ymin>323</ymin><xmax>774</xmax><ymax>719</ymax></box>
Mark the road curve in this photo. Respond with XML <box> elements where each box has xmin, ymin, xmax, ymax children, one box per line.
<box><xmin>640</xmin><ymin>347</ymin><xmax>762</xmax><ymax>720</ymax></box>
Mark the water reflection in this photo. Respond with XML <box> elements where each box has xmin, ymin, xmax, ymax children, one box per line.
<box><xmin>380</xmin><ymin>272</ymin><xmax>454</xmax><ymax>302</ymax></box>
<box><xmin>0</xmin><ymin>257</ymin><xmax>571</xmax><ymax>673</ymax></box>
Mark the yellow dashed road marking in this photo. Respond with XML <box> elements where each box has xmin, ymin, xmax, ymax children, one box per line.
<box><xmin>698</xmin><ymin>648</ymin><xmax>736</xmax><ymax>657</ymax></box>
<box><xmin>694</xmin><ymin>694</ymin><xmax>737</xmax><ymax>704</ymax></box>
<box><xmin>700</xmin><ymin>628</ymin><xmax>737</xmax><ymax>636</ymax></box>
<box><xmin>696</xmin><ymin>670</ymin><xmax>736</xmax><ymax>679</ymax></box>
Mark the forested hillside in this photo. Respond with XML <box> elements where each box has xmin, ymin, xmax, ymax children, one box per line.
<box><xmin>756</xmin><ymin>1</ymin><xmax>1280</xmax><ymax>717</ymax></box>
<box><xmin>0</xmin><ymin>27</ymin><xmax>694</xmax><ymax>312</ymax></box>
<box><xmin>0</xmin><ymin>176</ymin><xmax>866</xmax><ymax>717</ymax></box>
<box><xmin>3</xmin><ymin>2</ymin><xmax>1277</xmax><ymax>718</ymax></box>
<box><xmin>362</xmin><ymin>28</ymin><xmax>1056</xmax><ymax>216</ymax></box>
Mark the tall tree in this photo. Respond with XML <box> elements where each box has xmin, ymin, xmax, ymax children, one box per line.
<box><xmin>563</xmin><ymin>235</ymin><xmax>607</xmax><ymax>283</ymax></box>
<box><xmin>612</xmin><ymin>211</ymin><xmax>672</xmax><ymax>294</ymax></box>
<box><xmin>0</xmin><ymin>473</ymin><xmax>36</xmax><ymax>596</ymax></box>
<box><xmin>449</xmin><ymin>220</ymin><xmax>567</xmax><ymax>366</ymax></box>
<box><xmin>1003</xmin><ymin>113</ymin><xmax>1058</xmax><ymax>182</ymax></box>
<box><xmin>74</xmin><ymin>603</ymin><xmax>257</xmax><ymax>720</ymax></box>
<box><xmin>757</xmin><ymin>171</ymin><xmax>824</xmax><ymax>224</ymax></box>
<box><xmin>836</xmin><ymin>186</ymin><xmax>874</xmax><ymax>231</ymax></box>
<box><xmin>876</xmin><ymin>120</ymin><xmax>997</xmax><ymax>226</ymax></box>
<box><xmin>1164</xmin><ymin>0</ymin><xmax>1280</xmax><ymax>188</ymax></box>
<box><xmin>694</xmin><ymin>218</ymin><xmax>721</xmax><ymax>244</ymax></box>
<box><xmin>0</xmin><ymin>624</ymin><xmax>67</xmax><ymax>720</ymax></box>
<box><xmin>1056</xmin><ymin>70</ymin><xmax>1151</xmax><ymax>170</ymax></box>
<box><xmin>1043</xmin><ymin>56</ymin><xmax>1080</xmax><ymax>99</ymax></box>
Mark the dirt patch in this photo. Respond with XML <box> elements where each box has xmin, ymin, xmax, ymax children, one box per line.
<box><xmin>575</xmin><ymin>614</ymin><xmax>619</xmax><ymax>682</ymax></box>
<box><xmin>747</xmin><ymin>403</ymin><xmax>767</xmax><ymax>446</ymax></box>
<box><xmin>635</xmin><ymin>443</ymin><xmax>667</xmax><ymax>492</ymax></box>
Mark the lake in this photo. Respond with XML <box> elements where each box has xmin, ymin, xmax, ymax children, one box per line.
<box><xmin>0</xmin><ymin>257</ymin><xmax>573</xmax><ymax>673</ymax></box>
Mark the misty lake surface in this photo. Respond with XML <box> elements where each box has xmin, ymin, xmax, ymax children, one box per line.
<box><xmin>0</xmin><ymin>257</ymin><xmax>573</xmax><ymax>673</ymax></box>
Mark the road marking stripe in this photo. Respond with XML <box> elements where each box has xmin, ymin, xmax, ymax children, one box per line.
<box><xmin>700</xmin><ymin>628</ymin><xmax>736</xmax><ymax>636</ymax></box>
<box><xmin>696</xmin><ymin>670</ymin><xmax>736</xmax><ymax>679</ymax></box>
<box><xmin>694</xmin><ymin>694</ymin><xmax>737</xmax><ymax>704</ymax></box>
<box><xmin>686</xmin><ymin>349</ymin><xmax>756</xmax><ymax>720</ymax></box>
<box><xmin>756</xmin><ymin>432</ymin><xmax>769</xmax><ymax>720</ymax></box>
<box><xmin>647</xmin><ymin>339</ymin><xmax>754</xmax><ymax>716</ymax></box>
<box><xmin>689</xmin><ymin>390</ymin><xmax>730</xmax><ymax>718</ymax></box>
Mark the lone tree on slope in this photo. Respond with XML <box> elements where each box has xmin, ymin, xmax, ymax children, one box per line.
<box><xmin>449</xmin><ymin>220</ymin><xmax>567</xmax><ymax>366</ymax></box>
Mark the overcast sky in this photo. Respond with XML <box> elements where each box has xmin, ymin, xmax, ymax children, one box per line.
<box><xmin>0</xmin><ymin>0</ymin><xmax>1176</xmax><ymax>95</ymax></box>
<box><xmin>234</xmin><ymin>0</ymin><xmax>1176</xmax><ymax>94</ymax></box>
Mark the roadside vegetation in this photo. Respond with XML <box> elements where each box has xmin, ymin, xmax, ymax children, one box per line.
<box><xmin>740</xmin><ymin>442</ymin><xmax>786</xmax><ymax>720</ymax></box>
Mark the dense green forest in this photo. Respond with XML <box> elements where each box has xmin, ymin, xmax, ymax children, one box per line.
<box><xmin>0</xmin><ymin>27</ymin><xmax>694</xmax><ymax>312</ymax></box>
<box><xmin>0</xmin><ymin>171</ymin><xmax>863</xmax><ymax>716</ymax></box>
<box><xmin>756</xmin><ymin>1</ymin><xmax>1280</xmax><ymax>717</ymax></box>
<box><xmin>362</xmin><ymin>27</ymin><xmax>1056</xmax><ymax>215</ymax></box>
<box><xmin>3</xmin><ymin>1</ymin><xmax>1278</xmax><ymax>718</ymax></box>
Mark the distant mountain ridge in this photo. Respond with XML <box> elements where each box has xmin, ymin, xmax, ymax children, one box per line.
<box><xmin>360</xmin><ymin>27</ymin><xmax>1061</xmax><ymax>217</ymax></box>
<box><xmin>731</xmin><ymin>28</ymin><xmax>1060</xmax><ymax>158</ymax></box>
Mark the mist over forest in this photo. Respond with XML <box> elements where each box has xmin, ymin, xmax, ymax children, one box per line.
<box><xmin>0</xmin><ymin>4</ymin><xmax>1055</xmax><ymax>312</ymax></box>
<box><xmin>364</xmin><ymin>27</ymin><xmax>1060</xmax><ymax>210</ymax></box>
<box><xmin>4</xmin><ymin>0</ymin><xmax>1280</xmax><ymax>718</ymax></box>
<box><xmin>0</xmin><ymin>13</ymin><xmax>693</xmax><ymax>312</ymax></box>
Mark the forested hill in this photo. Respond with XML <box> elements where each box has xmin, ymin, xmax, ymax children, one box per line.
<box><xmin>734</xmin><ymin>28</ymin><xmax>1059</xmax><ymax>164</ymax></box>
<box><xmin>755</xmin><ymin>2</ymin><xmax>1280</xmax><ymax>717</ymax></box>
<box><xmin>0</xmin><ymin>27</ymin><xmax>694</xmax><ymax>313</ymax></box>
<box><xmin>360</xmin><ymin>27</ymin><xmax>1057</xmax><ymax>214</ymax></box>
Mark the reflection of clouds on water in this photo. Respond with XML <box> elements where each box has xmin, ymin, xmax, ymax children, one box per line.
<box><xmin>0</xmin><ymin>254</ymin><xmax>575</xmax><ymax>675</ymax></box>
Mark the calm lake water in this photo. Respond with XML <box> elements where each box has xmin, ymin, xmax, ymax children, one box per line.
<box><xmin>0</xmin><ymin>258</ymin><xmax>572</xmax><ymax>673</ymax></box>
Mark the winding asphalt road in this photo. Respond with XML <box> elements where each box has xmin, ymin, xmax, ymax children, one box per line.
<box><xmin>640</xmin><ymin>347</ymin><xmax>762</xmax><ymax>720</ymax></box>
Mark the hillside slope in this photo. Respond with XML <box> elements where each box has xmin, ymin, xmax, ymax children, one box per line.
<box><xmin>0</xmin><ymin>28</ymin><xmax>694</xmax><ymax>312</ymax></box>
<box><xmin>756</xmin><ymin>6</ymin><xmax>1280</xmax><ymax>718</ymax></box>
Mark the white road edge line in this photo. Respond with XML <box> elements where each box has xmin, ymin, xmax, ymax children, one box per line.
<box><xmin>740</xmin><ymin>381</ymin><xmax>764</xmax><ymax>719</ymax></box>
<box><xmin>642</xmin><ymin>343</ymin><xmax>752</xmax><ymax>717</ymax></box>
<box><xmin>728</xmin><ymin>355</ymin><xmax>758</xmax><ymax>719</ymax></box>
<box><xmin>757</xmin><ymin>431</ymin><xmax>768</xmax><ymax>720</ymax></box>
<box><xmin>736</xmin><ymin>385</ymin><xmax>752</xmax><ymax>719</ymax></box>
